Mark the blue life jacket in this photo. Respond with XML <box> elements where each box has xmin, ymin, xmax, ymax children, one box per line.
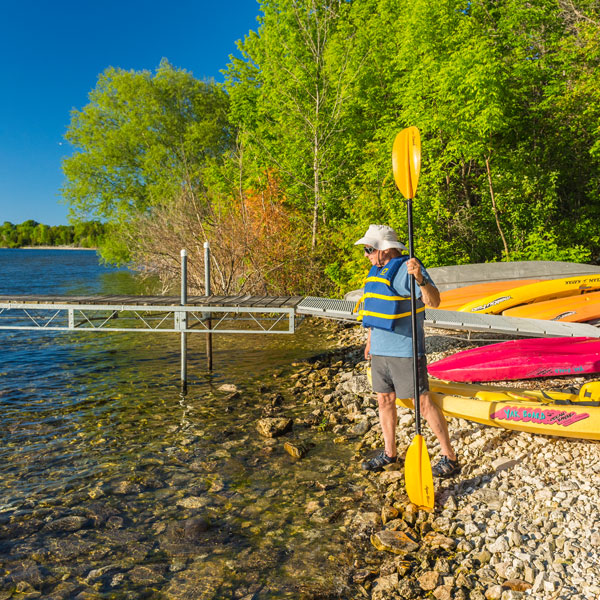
<box><xmin>354</xmin><ymin>256</ymin><xmax>425</xmax><ymax>331</ymax></box>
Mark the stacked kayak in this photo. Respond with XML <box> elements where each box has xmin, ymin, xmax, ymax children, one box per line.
<box><xmin>503</xmin><ymin>290</ymin><xmax>600</xmax><ymax>323</ymax></box>
<box><xmin>427</xmin><ymin>337</ymin><xmax>600</xmax><ymax>382</ymax></box>
<box><xmin>438</xmin><ymin>274</ymin><xmax>600</xmax><ymax>324</ymax></box>
<box><xmin>396</xmin><ymin>379</ymin><xmax>600</xmax><ymax>440</ymax></box>
<box><xmin>457</xmin><ymin>274</ymin><xmax>600</xmax><ymax>315</ymax></box>
<box><xmin>438</xmin><ymin>279</ymin><xmax>542</xmax><ymax>311</ymax></box>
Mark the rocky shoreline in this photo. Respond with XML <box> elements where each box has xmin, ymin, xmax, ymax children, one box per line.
<box><xmin>2</xmin><ymin>319</ymin><xmax>599</xmax><ymax>599</ymax></box>
<box><xmin>282</xmin><ymin>322</ymin><xmax>600</xmax><ymax>600</ymax></box>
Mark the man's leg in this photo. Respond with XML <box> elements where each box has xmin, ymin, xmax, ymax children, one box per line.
<box><xmin>420</xmin><ymin>392</ymin><xmax>456</xmax><ymax>461</ymax></box>
<box><xmin>377</xmin><ymin>392</ymin><xmax>398</xmax><ymax>458</ymax></box>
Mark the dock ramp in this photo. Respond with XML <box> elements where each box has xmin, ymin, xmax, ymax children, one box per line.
<box><xmin>296</xmin><ymin>297</ymin><xmax>600</xmax><ymax>338</ymax></box>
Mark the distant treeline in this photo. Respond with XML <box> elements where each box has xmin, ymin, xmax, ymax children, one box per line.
<box><xmin>0</xmin><ymin>220</ymin><xmax>106</xmax><ymax>249</ymax></box>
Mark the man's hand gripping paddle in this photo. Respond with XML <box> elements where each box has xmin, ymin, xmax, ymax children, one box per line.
<box><xmin>392</xmin><ymin>127</ymin><xmax>434</xmax><ymax>511</ymax></box>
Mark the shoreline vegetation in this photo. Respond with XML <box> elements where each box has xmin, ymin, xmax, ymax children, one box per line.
<box><xmin>0</xmin><ymin>220</ymin><xmax>105</xmax><ymax>250</ymax></box>
<box><xmin>60</xmin><ymin>1</ymin><xmax>600</xmax><ymax>298</ymax></box>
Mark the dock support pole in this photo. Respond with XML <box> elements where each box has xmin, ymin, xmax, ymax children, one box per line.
<box><xmin>180</xmin><ymin>248</ymin><xmax>188</xmax><ymax>395</ymax></box>
<box><xmin>204</xmin><ymin>241</ymin><xmax>213</xmax><ymax>371</ymax></box>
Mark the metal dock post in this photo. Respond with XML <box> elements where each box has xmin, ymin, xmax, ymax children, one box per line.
<box><xmin>180</xmin><ymin>249</ymin><xmax>188</xmax><ymax>394</ymax></box>
<box><xmin>204</xmin><ymin>241</ymin><xmax>213</xmax><ymax>371</ymax></box>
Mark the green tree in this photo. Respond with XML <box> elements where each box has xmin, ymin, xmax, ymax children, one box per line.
<box><xmin>332</xmin><ymin>0</ymin><xmax>599</xmax><ymax>291</ymax></box>
<box><xmin>225</xmin><ymin>0</ymin><xmax>358</xmax><ymax>250</ymax></box>
<box><xmin>62</xmin><ymin>59</ymin><xmax>231</xmax><ymax>263</ymax></box>
<box><xmin>73</xmin><ymin>220</ymin><xmax>106</xmax><ymax>247</ymax></box>
<box><xmin>31</xmin><ymin>223</ymin><xmax>53</xmax><ymax>245</ymax></box>
<box><xmin>0</xmin><ymin>222</ymin><xmax>17</xmax><ymax>248</ymax></box>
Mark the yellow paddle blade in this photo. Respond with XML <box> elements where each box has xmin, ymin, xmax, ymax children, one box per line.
<box><xmin>404</xmin><ymin>434</ymin><xmax>434</xmax><ymax>511</ymax></box>
<box><xmin>579</xmin><ymin>381</ymin><xmax>600</xmax><ymax>403</ymax></box>
<box><xmin>392</xmin><ymin>126</ymin><xmax>421</xmax><ymax>199</ymax></box>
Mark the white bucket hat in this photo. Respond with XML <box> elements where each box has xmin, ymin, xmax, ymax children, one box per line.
<box><xmin>354</xmin><ymin>224</ymin><xmax>407</xmax><ymax>251</ymax></box>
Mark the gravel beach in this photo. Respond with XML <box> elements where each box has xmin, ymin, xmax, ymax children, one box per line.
<box><xmin>295</xmin><ymin>322</ymin><xmax>600</xmax><ymax>600</ymax></box>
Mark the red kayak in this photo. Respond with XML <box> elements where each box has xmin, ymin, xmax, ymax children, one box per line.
<box><xmin>428</xmin><ymin>336</ymin><xmax>600</xmax><ymax>382</ymax></box>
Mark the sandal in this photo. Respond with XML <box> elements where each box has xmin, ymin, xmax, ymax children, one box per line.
<box><xmin>432</xmin><ymin>456</ymin><xmax>461</xmax><ymax>478</ymax></box>
<box><xmin>361</xmin><ymin>451</ymin><xmax>397</xmax><ymax>472</ymax></box>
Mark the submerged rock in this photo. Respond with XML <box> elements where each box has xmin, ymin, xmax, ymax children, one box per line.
<box><xmin>43</xmin><ymin>516</ymin><xmax>89</xmax><ymax>533</ymax></box>
<box><xmin>283</xmin><ymin>441</ymin><xmax>308</xmax><ymax>459</ymax></box>
<box><xmin>218</xmin><ymin>384</ymin><xmax>240</xmax><ymax>393</ymax></box>
<box><xmin>127</xmin><ymin>564</ymin><xmax>167</xmax><ymax>585</ymax></box>
<box><xmin>256</xmin><ymin>417</ymin><xmax>292</xmax><ymax>438</ymax></box>
<box><xmin>176</xmin><ymin>496</ymin><xmax>210</xmax><ymax>509</ymax></box>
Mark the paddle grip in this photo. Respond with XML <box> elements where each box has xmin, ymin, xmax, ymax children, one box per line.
<box><xmin>407</xmin><ymin>198</ymin><xmax>422</xmax><ymax>436</ymax></box>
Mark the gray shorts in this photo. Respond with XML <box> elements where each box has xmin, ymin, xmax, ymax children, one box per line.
<box><xmin>371</xmin><ymin>355</ymin><xmax>429</xmax><ymax>398</ymax></box>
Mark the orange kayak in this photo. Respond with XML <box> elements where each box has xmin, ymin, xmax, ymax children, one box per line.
<box><xmin>503</xmin><ymin>290</ymin><xmax>600</xmax><ymax>322</ymax></box>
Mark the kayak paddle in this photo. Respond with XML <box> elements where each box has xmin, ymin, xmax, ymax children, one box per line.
<box><xmin>392</xmin><ymin>126</ymin><xmax>434</xmax><ymax>511</ymax></box>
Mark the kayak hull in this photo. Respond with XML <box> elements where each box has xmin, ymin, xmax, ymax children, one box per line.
<box><xmin>397</xmin><ymin>379</ymin><xmax>600</xmax><ymax>440</ymax></box>
<box><xmin>438</xmin><ymin>279</ymin><xmax>542</xmax><ymax>311</ymax></box>
<box><xmin>427</xmin><ymin>337</ymin><xmax>600</xmax><ymax>381</ymax></box>
<box><xmin>458</xmin><ymin>274</ymin><xmax>600</xmax><ymax>314</ymax></box>
<box><xmin>503</xmin><ymin>290</ymin><xmax>600</xmax><ymax>323</ymax></box>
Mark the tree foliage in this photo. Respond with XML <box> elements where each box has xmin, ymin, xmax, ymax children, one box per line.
<box><xmin>62</xmin><ymin>0</ymin><xmax>600</xmax><ymax>295</ymax></box>
<box><xmin>225</xmin><ymin>0</ymin><xmax>359</xmax><ymax>251</ymax></box>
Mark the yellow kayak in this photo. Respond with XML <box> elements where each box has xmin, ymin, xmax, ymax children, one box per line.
<box><xmin>458</xmin><ymin>274</ymin><xmax>600</xmax><ymax>314</ymax></box>
<box><xmin>438</xmin><ymin>278</ymin><xmax>542</xmax><ymax>311</ymax></box>
<box><xmin>396</xmin><ymin>379</ymin><xmax>600</xmax><ymax>440</ymax></box>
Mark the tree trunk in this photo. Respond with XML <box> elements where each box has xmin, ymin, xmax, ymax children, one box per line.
<box><xmin>485</xmin><ymin>156</ymin><xmax>510</xmax><ymax>260</ymax></box>
<box><xmin>312</xmin><ymin>134</ymin><xmax>320</xmax><ymax>250</ymax></box>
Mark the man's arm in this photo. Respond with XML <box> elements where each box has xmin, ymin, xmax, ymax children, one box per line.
<box><xmin>406</xmin><ymin>258</ymin><xmax>441</xmax><ymax>308</ymax></box>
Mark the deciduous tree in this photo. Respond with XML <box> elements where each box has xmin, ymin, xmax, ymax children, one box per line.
<box><xmin>62</xmin><ymin>59</ymin><xmax>230</xmax><ymax>263</ymax></box>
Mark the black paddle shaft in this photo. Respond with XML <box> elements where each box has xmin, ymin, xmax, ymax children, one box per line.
<box><xmin>407</xmin><ymin>198</ymin><xmax>422</xmax><ymax>436</ymax></box>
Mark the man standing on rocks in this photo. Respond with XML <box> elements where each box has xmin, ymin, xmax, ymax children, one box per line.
<box><xmin>354</xmin><ymin>224</ymin><xmax>460</xmax><ymax>477</ymax></box>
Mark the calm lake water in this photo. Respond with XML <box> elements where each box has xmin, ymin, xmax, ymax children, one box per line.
<box><xmin>0</xmin><ymin>249</ymin><xmax>361</xmax><ymax>599</ymax></box>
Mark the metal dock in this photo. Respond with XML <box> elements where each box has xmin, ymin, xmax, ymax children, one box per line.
<box><xmin>0</xmin><ymin>294</ymin><xmax>304</xmax><ymax>334</ymax></box>
<box><xmin>4</xmin><ymin>249</ymin><xmax>597</xmax><ymax>390</ymax></box>
<box><xmin>1</xmin><ymin>294</ymin><xmax>598</xmax><ymax>338</ymax></box>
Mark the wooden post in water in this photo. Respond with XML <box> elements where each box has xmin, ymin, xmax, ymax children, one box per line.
<box><xmin>180</xmin><ymin>248</ymin><xmax>188</xmax><ymax>394</ymax></box>
<box><xmin>204</xmin><ymin>241</ymin><xmax>213</xmax><ymax>371</ymax></box>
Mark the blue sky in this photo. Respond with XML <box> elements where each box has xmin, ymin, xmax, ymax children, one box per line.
<box><xmin>0</xmin><ymin>0</ymin><xmax>261</xmax><ymax>226</ymax></box>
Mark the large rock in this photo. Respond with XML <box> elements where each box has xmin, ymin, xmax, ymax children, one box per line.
<box><xmin>371</xmin><ymin>530</ymin><xmax>419</xmax><ymax>554</ymax></box>
<box><xmin>256</xmin><ymin>417</ymin><xmax>292</xmax><ymax>438</ymax></box>
<box><xmin>283</xmin><ymin>441</ymin><xmax>307</xmax><ymax>459</ymax></box>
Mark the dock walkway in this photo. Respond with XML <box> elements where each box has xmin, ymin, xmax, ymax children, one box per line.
<box><xmin>0</xmin><ymin>294</ymin><xmax>303</xmax><ymax>334</ymax></box>
<box><xmin>1</xmin><ymin>293</ymin><xmax>598</xmax><ymax>338</ymax></box>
